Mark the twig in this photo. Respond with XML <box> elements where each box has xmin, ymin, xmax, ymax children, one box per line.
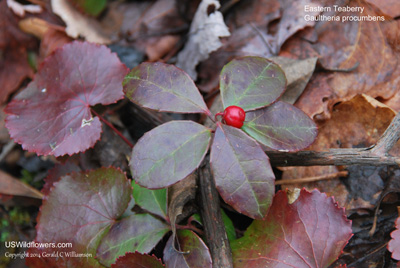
<box><xmin>91</xmin><ymin>109</ymin><xmax>134</xmax><ymax>149</ymax></box>
<box><xmin>371</xmin><ymin>112</ymin><xmax>400</xmax><ymax>156</ymax></box>
<box><xmin>276</xmin><ymin>171</ymin><xmax>348</xmax><ymax>185</ymax></box>
<box><xmin>198</xmin><ymin>160</ymin><xmax>233</xmax><ymax>268</ymax></box>
<box><xmin>267</xmin><ymin>148</ymin><xmax>400</xmax><ymax>166</ymax></box>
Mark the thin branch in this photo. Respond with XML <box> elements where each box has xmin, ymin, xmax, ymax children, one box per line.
<box><xmin>91</xmin><ymin>109</ymin><xmax>134</xmax><ymax>149</ymax></box>
<box><xmin>267</xmin><ymin>148</ymin><xmax>400</xmax><ymax>166</ymax></box>
<box><xmin>276</xmin><ymin>171</ymin><xmax>348</xmax><ymax>185</ymax></box>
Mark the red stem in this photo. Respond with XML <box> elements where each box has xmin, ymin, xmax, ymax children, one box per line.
<box><xmin>91</xmin><ymin>109</ymin><xmax>134</xmax><ymax>149</ymax></box>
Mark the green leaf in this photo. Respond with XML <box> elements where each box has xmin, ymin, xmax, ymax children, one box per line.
<box><xmin>26</xmin><ymin>168</ymin><xmax>131</xmax><ymax>268</ymax></box>
<box><xmin>210</xmin><ymin>123</ymin><xmax>275</xmax><ymax>219</ymax></box>
<box><xmin>163</xmin><ymin>230</ymin><xmax>212</xmax><ymax>268</ymax></box>
<box><xmin>220</xmin><ymin>56</ymin><xmax>286</xmax><ymax>111</ymax></box>
<box><xmin>242</xmin><ymin>101</ymin><xmax>317</xmax><ymax>152</ymax></box>
<box><xmin>231</xmin><ymin>189</ymin><xmax>352</xmax><ymax>268</ymax></box>
<box><xmin>131</xmin><ymin>121</ymin><xmax>212</xmax><ymax>189</ymax></box>
<box><xmin>190</xmin><ymin>211</ymin><xmax>236</xmax><ymax>243</ymax></box>
<box><xmin>124</xmin><ymin>62</ymin><xmax>211</xmax><ymax>115</ymax></box>
<box><xmin>97</xmin><ymin>214</ymin><xmax>170</xmax><ymax>267</ymax></box>
<box><xmin>132</xmin><ymin>181</ymin><xmax>167</xmax><ymax>219</ymax></box>
<box><xmin>70</xmin><ymin>0</ymin><xmax>107</xmax><ymax>16</ymax></box>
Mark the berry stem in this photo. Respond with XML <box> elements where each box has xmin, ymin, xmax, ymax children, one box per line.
<box><xmin>91</xmin><ymin>108</ymin><xmax>134</xmax><ymax>149</ymax></box>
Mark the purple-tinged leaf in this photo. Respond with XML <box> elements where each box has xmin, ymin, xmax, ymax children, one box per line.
<box><xmin>220</xmin><ymin>56</ymin><xmax>286</xmax><ymax>111</ymax></box>
<box><xmin>242</xmin><ymin>101</ymin><xmax>317</xmax><ymax>152</ymax></box>
<box><xmin>232</xmin><ymin>189</ymin><xmax>353</xmax><ymax>268</ymax></box>
<box><xmin>388</xmin><ymin>217</ymin><xmax>400</xmax><ymax>260</ymax></box>
<box><xmin>41</xmin><ymin>162</ymin><xmax>81</xmax><ymax>196</ymax></box>
<box><xmin>112</xmin><ymin>252</ymin><xmax>165</xmax><ymax>268</ymax></box>
<box><xmin>210</xmin><ymin>123</ymin><xmax>275</xmax><ymax>219</ymax></box>
<box><xmin>27</xmin><ymin>167</ymin><xmax>131</xmax><ymax>268</ymax></box>
<box><xmin>163</xmin><ymin>230</ymin><xmax>212</xmax><ymax>268</ymax></box>
<box><xmin>97</xmin><ymin>214</ymin><xmax>170</xmax><ymax>267</ymax></box>
<box><xmin>131</xmin><ymin>121</ymin><xmax>211</xmax><ymax>189</ymax></box>
<box><xmin>124</xmin><ymin>62</ymin><xmax>211</xmax><ymax>115</ymax></box>
<box><xmin>5</xmin><ymin>41</ymin><xmax>129</xmax><ymax>156</ymax></box>
<box><xmin>132</xmin><ymin>181</ymin><xmax>167</xmax><ymax>219</ymax></box>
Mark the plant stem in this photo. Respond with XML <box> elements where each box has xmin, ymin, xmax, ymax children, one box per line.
<box><xmin>198</xmin><ymin>160</ymin><xmax>233</xmax><ymax>268</ymax></box>
<box><xmin>371</xmin><ymin>111</ymin><xmax>400</xmax><ymax>156</ymax></box>
<box><xmin>91</xmin><ymin>109</ymin><xmax>134</xmax><ymax>149</ymax></box>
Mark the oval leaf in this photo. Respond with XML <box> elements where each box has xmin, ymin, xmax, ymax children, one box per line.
<box><xmin>242</xmin><ymin>101</ymin><xmax>317</xmax><ymax>152</ymax></box>
<box><xmin>163</xmin><ymin>230</ymin><xmax>212</xmax><ymax>268</ymax></box>
<box><xmin>124</xmin><ymin>62</ymin><xmax>210</xmax><ymax>115</ymax></box>
<box><xmin>97</xmin><ymin>214</ymin><xmax>170</xmax><ymax>267</ymax></box>
<box><xmin>132</xmin><ymin>181</ymin><xmax>167</xmax><ymax>219</ymax></box>
<box><xmin>131</xmin><ymin>121</ymin><xmax>211</xmax><ymax>189</ymax></box>
<box><xmin>112</xmin><ymin>252</ymin><xmax>165</xmax><ymax>268</ymax></box>
<box><xmin>210</xmin><ymin>123</ymin><xmax>275</xmax><ymax>219</ymax></box>
<box><xmin>231</xmin><ymin>189</ymin><xmax>353</xmax><ymax>268</ymax></box>
<box><xmin>5</xmin><ymin>41</ymin><xmax>129</xmax><ymax>156</ymax></box>
<box><xmin>220</xmin><ymin>56</ymin><xmax>286</xmax><ymax>111</ymax></box>
<box><xmin>26</xmin><ymin>167</ymin><xmax>131</xmax><ymax>268</ymax></box>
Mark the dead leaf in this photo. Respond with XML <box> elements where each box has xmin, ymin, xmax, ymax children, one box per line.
<box><xmin>275</xmin><ymin>0</ymin><xmax>320</xmax><ymax>53</ymax></box>
<box><xmin>146</xmin><ymin>35</ymin><xmax>180</xmax><ymax>61</ymax></box>
<box><xmin>316</xmin><ymin>1</ymin><xmax>400</xmax><ymax>101</ymax></box>
<box><xmin>176</xmin><ymin>0</ymin><xmax>230</xmax><ymax>80</ymax></box>
<box><xmin>281</xmin><ymin>94</ymin><xmax>399</xmax><ymax>212</ymax></box>
<box><xmin>0</xmin><ymin>46</ymin><xmax>34</xmax><ymax>105</ymax></box>
<box><xmin>0</xmin><ymin>170</ymin><xmax>43</xmax><ymax>199</ymax></box>
<box><xmin>168</xmin><ymin>173</ymin><xmax>198</xmax><ymax>249</ymax></box>
<box><xmin>19</xmin><ymin>17</ymin><xmax>51</xmax><ymax>39</ymax></box>
<box><xmin>51</xmin><ymin>0</ymin><xmax>111</xmax><ymax>44</ymax></box>
<box><xmin>7</xmin><ymin>0</ymin><xmax>42</xmax><ymax>17</ymax></box>
<box><xmin>270</xmin><ymin>56</ymin><xmax>318</xmax><ymax>104</ymax></box>
<box><xmin>365</xmin><ymin>0</ymin><xmax>400</xmax><ymax>18</ymax></box>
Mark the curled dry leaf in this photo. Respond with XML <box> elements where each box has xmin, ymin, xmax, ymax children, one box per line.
<box><xmin>5</xmin><ymin>41</ymin><xmax>128</xmax><ymax>156</ymax></box>
<box><xmin>176</xmin><ymin>0</ymin><xmax>230</xmax><ymax>80</ymax></box>
<box><xmin>51</xmin><ymin>0</ymin><xmax>111</xmax><ymax>44</ymax></box>
<box><xmin>282</xmin><ymin>94</ymin><xmax>399</xmax><ymax>211</ymax></box>
<box><xmin>232</xmin><ymin>188</ymin><xmax>353</xmax><ymax>268</ymax></box>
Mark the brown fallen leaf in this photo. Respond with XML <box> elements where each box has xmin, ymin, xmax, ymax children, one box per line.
<box><xmin>168</xmin><ymin>173</ymin><xmax>198</xmax><ymax>249</ymax></box>
<box><xmin>365</xmin><ymin>0</ymin><xmax>400</xmax><ymax>18</ymax></box>
<box><xmin>0</xmin><ymin>170</ymin><xmax>43</xmax><ymax>199</ymax></box>
<box><xmin>270</xmin><ymin>56</ymin><xmax>318</xmax><ymax>104</ymax></box>
<box><xmin>176</xmin><ymin>0</ymin><xmax>230</xmax><ymax>80</ymax></box>
<box><xmin>281</xmin><ymin>94</ymin><xmax>399</xmax><ymax>212</ymax></box>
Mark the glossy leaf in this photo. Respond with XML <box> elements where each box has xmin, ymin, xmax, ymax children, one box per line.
<box><xmin>97</xmin><ymin>214</ymin><xmax>170</xmax><ymax>267</ymax></box>
<box><xmin>41</xmin><ymin>162</ymin><xmax>81</xmax><ymax>196</ymax></box>
<box><xmin>242</xmin><ymin>101</ymin><xmax>317</xmax><ymax>152</ymax></box>
<box><xmin>132</xmin><ymin>181</ymin><xmax>167</xmax><ymax>219</ymax></box>
<box><xmin>5</xmin><ymin>41</ymin><xmax>129</xmax><ymax>156</ymax></box>
<box><xmin>124</xmin><ymin>62</ymin><xmax>210</xmax><ymax>115</ymax></box>
<box><xmin>388</xmin><ymin>217</ymin><xmax>400</xmax><ymax>260</ymax></box>
<box><xmin>112</xmin><ymin>252</ymin><xmax>165</xmax><ymax>268</ymax></box>
<box><xmin>163</xmin><ymin>230</ymin><xmax>212</xmax><ymax>268</ymax></box>
<box><xmin>210</xmin><ymin>123</ymin><xmax>275</xmax><ymax>219</ymax></box>
<box><xmin>220</xmin><ymin>56</ymin><xmax>286</xmax><ymax>111</ymax></box>
<box><xmin>131</xmin><ymin>121</ymin><xmax>211</xmax><ymax>189</ymax></box>
<box><xmin>232</xmin><ymin>189</ymin><xmax>353</xmax><ymax>268</ymax></box>
<box><xmin>27</xmin><ymin>168</ymin><xmax>131</xmax><ymax>268</ymax></box>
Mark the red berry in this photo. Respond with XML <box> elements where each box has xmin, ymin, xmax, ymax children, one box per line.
<box><xmin>222</xmin><ymin>105</ymin><xmax>246</xmax><ymax>128</ymax></box>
